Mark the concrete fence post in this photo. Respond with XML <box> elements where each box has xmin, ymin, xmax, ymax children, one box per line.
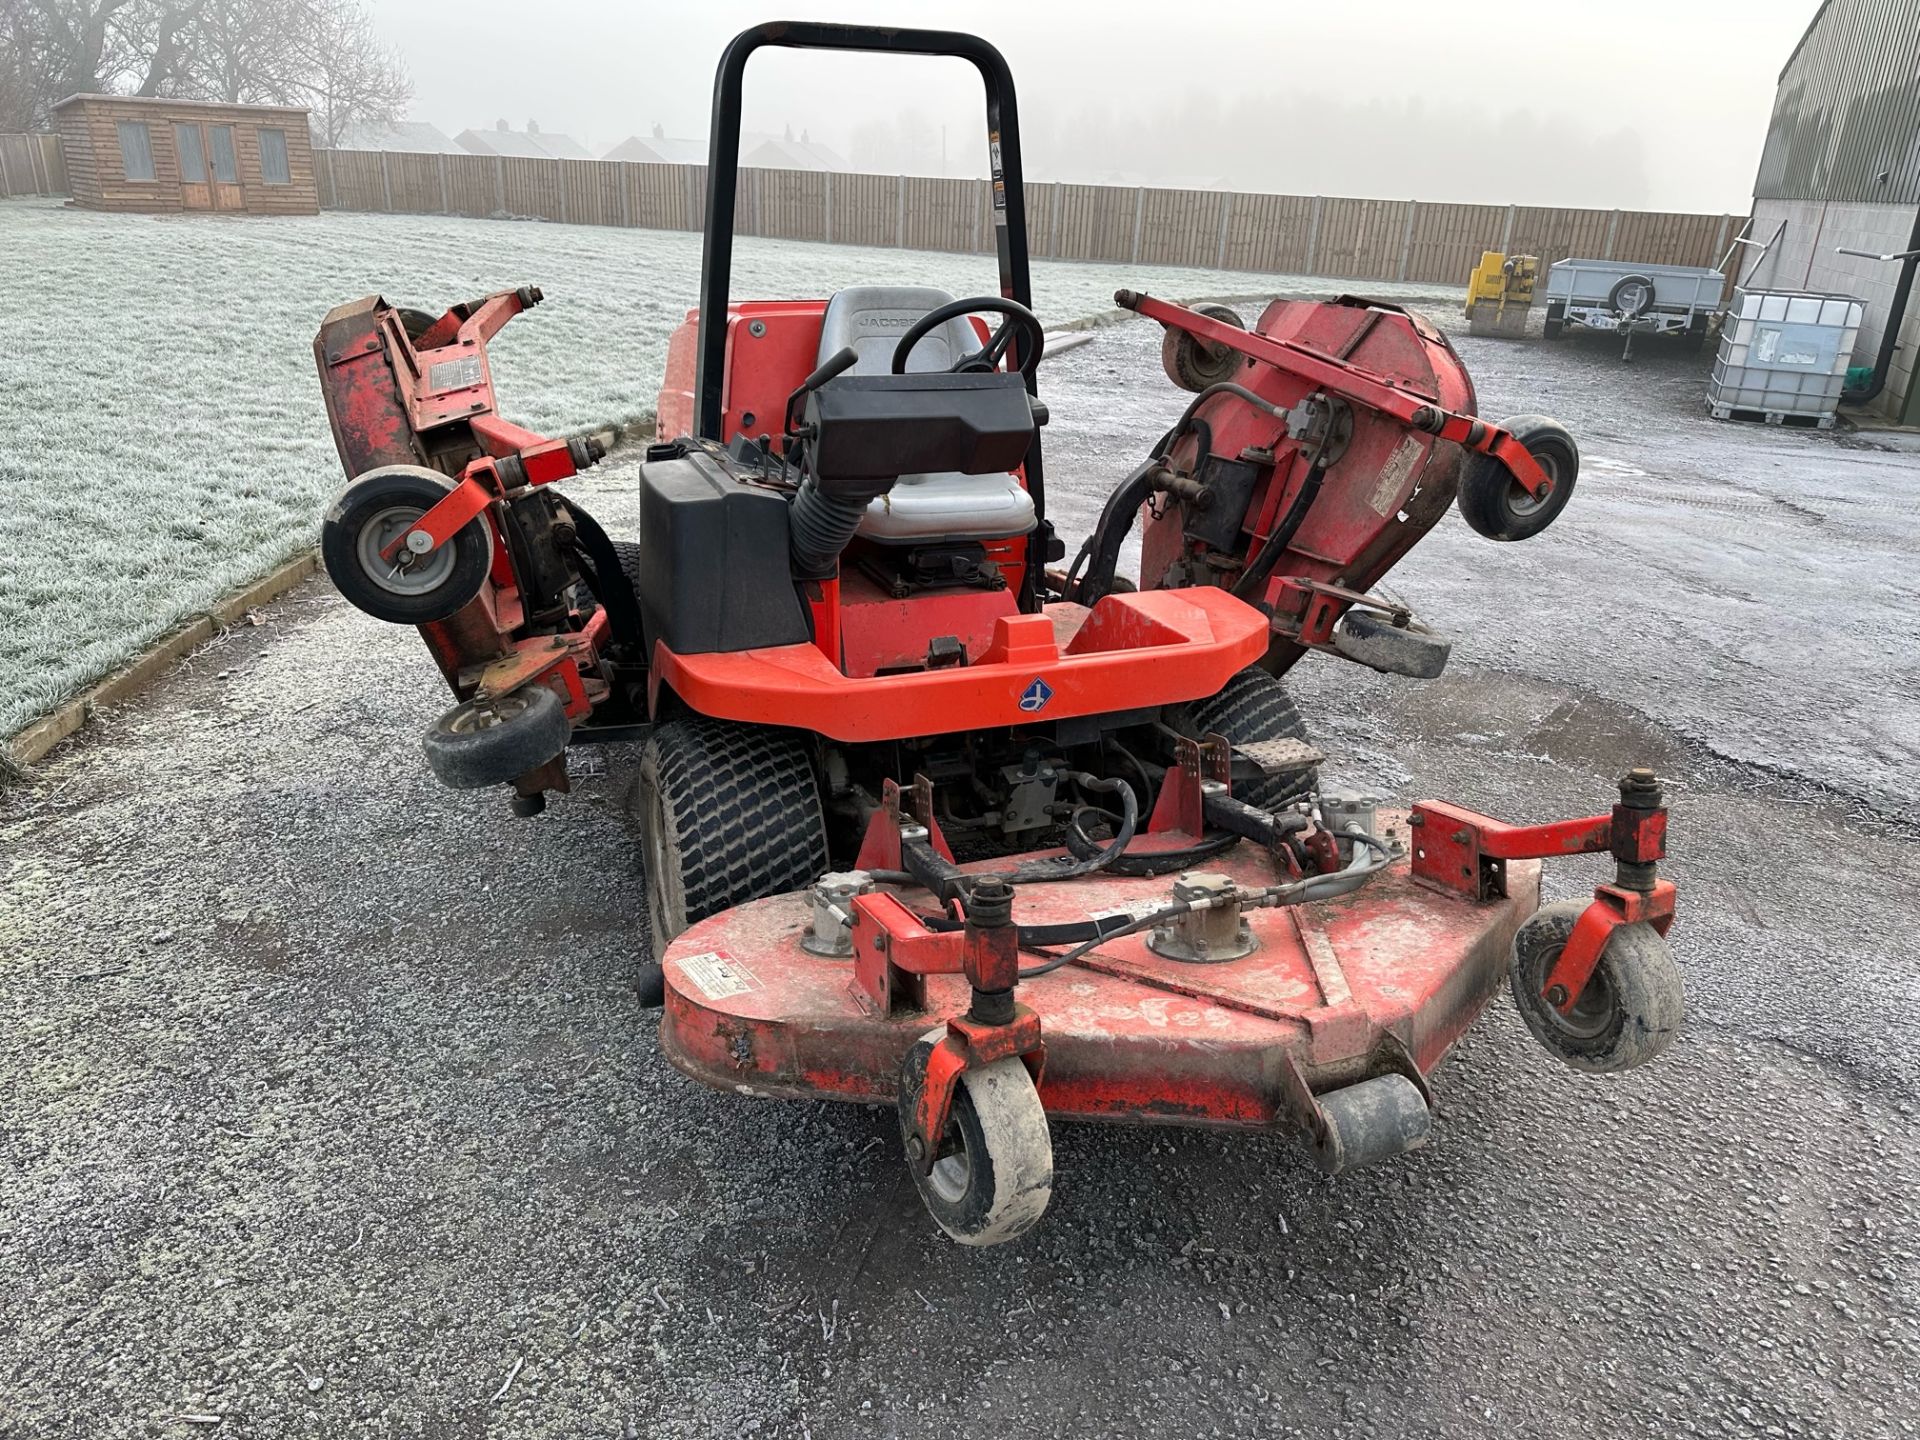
<box><xmin>1500</xmin><ymin>202</ymin><xmax>1516</xmax><ymax>254</ymax></box>
<box><xmin>824</xmin><ymin>169</ymin><xmax>833</xmax><ymax>243</ymax></box>
<box><xmin>1604</xmin><ymin>209</ymin><xmax>1620</xmax><ymax>260</ymax></box>
<box><xmin>896</xmin><ymin>173</ymin><xmax>906</xmax><ymax>248</ymax></box>
<box><xmin>1712</xmin><ymin>212</ymin><xmax>1731</xmax><ymax>265</ymax></box>
<box><xmin>971</xmin><ymin>178</ymin><xmax>983</xmax><ymax>253</ymax></box>
<box><xmin>323</xmin><ymin>148</ymin><xmax>336</xmax><ymax>208</ymax></box>
<box><xmin>437</xmin><ymin>153</ymin><xmax>449</xmax><ymax>215</ymax></box>
<box><xmin>0</xmin><ymin>145</ymin><xmax>13</xmax><ymax>199</ymax></box>
<box><xmin>494</xmin><ymin>155</ymin><xmax>506</xmax><ymax>217</ymax></box>
<box><xmin>618</xmin><ymin>162</ymin><xmax>631</xmax><ymax>227</ymax></box>
<box><xmin>1306</xmin><ymin>196</ymin><xmax>1324</xmax><ymax>275</ymax></box>
<box><xmin>1215</xmin><ymin>191</ymin><xmax>1233</xmax><ymax>270</ymax></box>
<box><xmin>1130</xmin><ymin>186</ymin><xmax>1145</xmax><ymax>264</ymax></box>
<box><xmin>379</xmin><ymin>151</ymin><xmax>392</xmax><ymax>211</ymax></box>
<box><xmin>558</xmin><ymin>161</ymin><xmax>569</xmax><ymax>224</ymax></box>
<box><xmin>28</xmin><ymin>137</ymin><xmax>47</xmax><ymax>195</ymax></box>
<box><xmin>1398</xmin><ymin>199</ymin><xmax>1418</xmax><ymax>281</ymax></box>
<box><xmin>1050</xmin><ymin>180</ymin><xmax>1063</xmax><ymax>259</ymax></box>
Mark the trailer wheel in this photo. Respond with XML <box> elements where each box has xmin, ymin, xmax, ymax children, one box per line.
<box><xmin>1510</xmin><ymin>899</ymin><xmax>1683</xmax><ymax>1074</ymax></box>
<box><xmin>637</xmin><ymin>717</ymin><xmax>828</xmax><ymax>962</ymax></box>
<box><xmin>899</xmin><ymin>1030</ymin><xmax>1053</xmax><ymax>1246</ymax></box>
<box><xmin>1161</xmin><ymin>304</ymin><xmax>1248</xmax><ymax>392</ymax></box>
<box><xmin>1456</xmin><ymin>415</ymin><xmax>1579</xmax><ymax>542</ymax></box>
<box><xmin>421</xmin><ymin>685</ymin><xmax>571</xmax><ymax>790</ymax></box>
<box><xmin>322</xmin><ymin>465</ymin><xmax>492</xmax><ymax>625</ymax></box>
<box><xmin>1171</xmin><ymin>667</ymin><xmax>1318</xmax><ymax>808</ymax></box>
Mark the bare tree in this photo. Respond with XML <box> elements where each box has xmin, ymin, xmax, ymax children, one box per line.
<box><xmin>2</xmin><ymin>0</ymin><xmax>409</xmax><ymax>142</ymax></box>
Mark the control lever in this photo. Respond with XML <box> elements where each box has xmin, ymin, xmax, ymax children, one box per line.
<box><xmin>783</xmin><ymin>345</ymin><xmax>859</xmax><ymax>437</ymax></box>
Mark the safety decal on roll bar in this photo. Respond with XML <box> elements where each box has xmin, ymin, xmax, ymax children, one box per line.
<box><xmin>679</xmin><ymin>951</ymin><xmax>761</xmax><ymax>1000</ymax></box>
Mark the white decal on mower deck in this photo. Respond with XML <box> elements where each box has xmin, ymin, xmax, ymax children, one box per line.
<box><xmin>679</xmin><ymin>952</ymin><xmax>762</xmax><ymax>1000</ymax></box>
<box><xmin>1368</xmin><ymin>435</ymin><xmax>1424</xmax><ymax>518</ymax></box>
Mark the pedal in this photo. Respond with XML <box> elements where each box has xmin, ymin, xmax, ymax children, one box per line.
<box><xmin>1233</xmin><ymin>738</ymin><xmax>1325</xmax><ymax>777</ymax></box>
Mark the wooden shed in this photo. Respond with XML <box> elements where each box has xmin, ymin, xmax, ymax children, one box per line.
<box><xmin>53</xmin><ymin>94</ymin><xmax>318</xmax><ymax>215</ymax></box>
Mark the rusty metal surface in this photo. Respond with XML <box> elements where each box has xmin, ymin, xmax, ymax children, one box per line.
<box><xmin>658</xmin><ymin>812</ymin><xmax>1538</xmax><ymax>1131</ymax></box>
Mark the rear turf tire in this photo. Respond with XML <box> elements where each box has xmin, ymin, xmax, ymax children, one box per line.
<box><xmin>637</xmin><ymin>716</ymin><xmax>828</xmax><ymax>964</ymax></box>
<box><xmin>1171</xmin><ymin>667</ymin><xmax>1318</xmax><ymax>809</ymax></box>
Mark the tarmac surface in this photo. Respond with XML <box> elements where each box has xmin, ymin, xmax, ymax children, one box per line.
<box><xmin>3</xmin><ymin>308</ymin><xmax>1918</xmax><ymax>1439</ymax></box>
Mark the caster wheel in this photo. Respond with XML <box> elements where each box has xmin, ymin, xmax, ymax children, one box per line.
<box><xmin>1312</xmin><ymin>1073</ymin><xmax>1431</xmax><ymax>1174</ymax></box>
<box><xmin>1456</xmin><ymin>414</ymin><xmax>1579</xmax><ymax>542</ymax></box>
<box><xmin>898</xmin><ymin>1029</ymin><xmax>1052</xmax><ymax>1246</ymax></box>
<box><xmin>421</xmin><ymin>685</ymin><xmax>570</xmax><ymax>790</ymax></box>
<box><xmin>1161</xmin><ymin>304</ymin><xmax>1247</xmax><ymax>392</ymax></box>
<box><xmin>1510</xmin><ymin>899</ymin><xmax>1684</xmax><ymax>1074</ymax></box>
<box><xmin>322</xmin><ymin>465</ymin><xmax>491</xmax><ymax>625</ymax></box>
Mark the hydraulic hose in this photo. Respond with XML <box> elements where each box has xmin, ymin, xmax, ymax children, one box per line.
<box><xmin>1231</xmin><ymin>460</ymin><xmax>1328</xmax><ymax>601</ymax></box>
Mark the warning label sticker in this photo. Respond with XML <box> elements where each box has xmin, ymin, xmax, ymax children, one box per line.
<box><xmin>1368</xmin><ymin>435</ymin><xmax>1423</xmax><ymax>517</ymax></box>
<box><xmin>679</xmin><ymin>951</ymin><xmax>761</xmax><ymax>1000</ymax></box>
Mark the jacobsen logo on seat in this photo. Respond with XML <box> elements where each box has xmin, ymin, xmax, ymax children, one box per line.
<box><xmin>1018</xmin><ymin>677</ymin><xmax>1054</xmax><ymax>713</ymax></box>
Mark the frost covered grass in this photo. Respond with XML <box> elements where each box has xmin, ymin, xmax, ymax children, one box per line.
<box><xmin>0</xmin><ymin>197</ymin><xmax>1460</xmax><ymax>745</ymax></box>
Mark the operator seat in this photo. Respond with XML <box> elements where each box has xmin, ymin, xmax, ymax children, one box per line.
<box><xmin>814</xmin><ymin>286</ymin><xmax>1038</xmax><ymax>544</ymax></box>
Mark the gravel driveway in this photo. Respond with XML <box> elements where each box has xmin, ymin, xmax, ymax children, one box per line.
<box><xmin>3</xmin><ymin>307</ymin><xmax>1917</xmax><ymax>1439</ymax></box>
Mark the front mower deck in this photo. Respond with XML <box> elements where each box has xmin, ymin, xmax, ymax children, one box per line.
<box><xmin>660</xmin><ymin>815</ymin><xmax>1540</xmax><ymax>1133</ymax></box>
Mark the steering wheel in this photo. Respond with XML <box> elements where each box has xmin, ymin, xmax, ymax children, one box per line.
<box><xmin>891</xmin><ymin>296</ymin><xmax>1045</xmax><ymax>379</ymax></box>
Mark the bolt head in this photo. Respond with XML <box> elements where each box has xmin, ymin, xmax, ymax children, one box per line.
<box><xmin>1544</xmin><ymin>983</ymin><xmax>1569</xmax><ymax>1008</ymax></box>
<box><xmin>905</xmin><ymin>1135</ymin><xmax>925</xmax><ymax>1162</ymax></box>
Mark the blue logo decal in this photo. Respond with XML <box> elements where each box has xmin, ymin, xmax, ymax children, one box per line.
<box><xmin>1018</xmin><ymin>677</ymin><xmax>1054</xmax><ymax>713</ymax></box>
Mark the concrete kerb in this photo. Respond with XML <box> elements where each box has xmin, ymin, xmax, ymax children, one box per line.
<box><xmin>3</xmin><ymin>550</ymin><xmax>321</xmax><ymax>779</ymax></box>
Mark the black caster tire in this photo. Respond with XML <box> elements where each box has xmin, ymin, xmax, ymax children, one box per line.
<box><xmin>322</xmin><ymin>465</ymin><xmax>491</xmax><ymax>625</ymax></box>
<box><xmin>1510</xmin><ymin>898</ymin><xmax>1684</xmax><ymax>1074</ymax></box>
<box><xmin>1312</xmin><ymin>1073</ymin><xmax>1431</xmax><ymax>1174</ymax></box>
<box><xmin>1161</xmin><ymin>304</ymin><xmax>1247</xmax><ymax>392</ymax></box>
<box><xmin>1331</xmin><ymin>609</ymin><xmax>1452</xmax><ymax>679</ymax></box>
<box><xmin>422</xmin><ymin>685</ymin><xmax>571</xmax><ymax>790</ymax></box>
<box><xmin>1456</xmin><ymin>414</ymin><xmax>1579</xmax><ymax>542</ymax></box>
<box><xmin>636</xmin><ymin>716</ymin><xmax>828</xmax><ymax>961</ymax></box>
<box><xmin>899</xmin><ymin>1029</ymin><xmax>1053</xmax><ymax>1246</ymax></box>
<box><xmin>634</xmin><ymin>961</ymin><xmax>667</xmax><ymax>1009</ymax></box>
<box><xmin>395</xmin><ymin>307</ymin><xmax>442</xmax><ymax>343</ymax></box>
<box><xmin>1171</xmin><ymin>667</ymin><xmax>1318</xmax><ymax>809</ymax></box>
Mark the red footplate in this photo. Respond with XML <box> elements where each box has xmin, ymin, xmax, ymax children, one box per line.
<box><xmin>659</xmin><ymin>814</ymin><xmax>1540</xmax><ymax>1132</ymax></box>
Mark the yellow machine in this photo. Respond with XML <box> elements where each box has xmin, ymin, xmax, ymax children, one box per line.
<box><xmin>1464</xmin><ymin>251</ymin><xmax>1538</xmax><ymax>338</ymax></box>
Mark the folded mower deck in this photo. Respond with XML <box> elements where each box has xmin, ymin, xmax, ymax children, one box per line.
<box><xmin>660</xmin><ymin>814</ymin><xmax>1540</xmax><ymax>1131</ymax></box>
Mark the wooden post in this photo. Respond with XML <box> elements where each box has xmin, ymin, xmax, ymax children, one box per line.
<box><xmin>494</xmin><ymin>155</ymin><xmax>506</xmax><ymax>216</ymax></box>
<box><xmin>1500</xmin><ymin>202</ymin><xmax>1516</xmax><ymax>255</ymax></box>
<box><xmin>1215</xmin><ymin>191</ymin><xmax>1233</xmax><ymax>270</ymax></box>
<box><xmin>824</xmin><ymin>169</ymin><xmax>833</xmax><ymax>243</ymax></box>
<box><xmin>379</xmin><ymin>150</ymin><xmax>392</xmax><ymax>211</ymax></box>
<box><xmin>896</xmin><ymin>173</ymin><xmax>906</xmax><ymax>248</ymax></box>
<box><xmin>437</xmin><ymin>153</ymin><xmax>449</xmax><ymax>214</ymax></box>
<box><xmin>1398</xmin><ymin>200</ymin><xmax>1417</xmax><ymax>281</ymax></box>
<box><xmin>1306</xmin><ymin>196</ymin><xmax>1323</xmax><ymax>275</ymax></box>
<box><xmin>1130</xmin><ymin>186</ymin><xmax>1145</xmax><ymax>264</ymax></box>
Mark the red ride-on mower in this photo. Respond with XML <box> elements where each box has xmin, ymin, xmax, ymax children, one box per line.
<box><xmin>312</xmin><ymin>21</ymin><xmax>1683</xmax><ymax>1244</ymax></box>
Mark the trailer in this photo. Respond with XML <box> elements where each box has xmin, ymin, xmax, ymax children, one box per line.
<box><xmin>1544</xmin><ymin>259</ymin><xmax>1727</xmax><ymax>352</ymax></box>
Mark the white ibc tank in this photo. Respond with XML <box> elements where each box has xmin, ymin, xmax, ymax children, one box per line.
<box><xmin>1708</xmin><ymin>289</ymin><xmax>1864</xmax><ymax>427</ymax></box>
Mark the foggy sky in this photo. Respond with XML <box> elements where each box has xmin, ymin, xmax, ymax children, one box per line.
<box><xmin>374</xmin><ymin>0</ymin><xmax>1818</xmax><ymax>212</ymax></box>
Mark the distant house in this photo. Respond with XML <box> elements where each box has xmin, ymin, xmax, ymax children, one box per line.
<box><xmin>334</xmin><ymin>120</ymin><xmax>466</xmax><ymax>156</ymax></box>
<box><xmin>741</xmin><ymin>134</ymin><xmax>849</xmax><ymax>172</ymax></box>
<box><xmin>456</xmin><ymin>123</ymin><xmax>591</xmax><ymax>161</ymax></box>
<box><xmin>602</xmin><ymin>129</ymin><xmax>707</xmax><ymax>166</ymax></box>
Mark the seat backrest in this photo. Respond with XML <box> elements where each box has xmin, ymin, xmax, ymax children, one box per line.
<box><xmin>817</xmin><ymin>286</ymin><xmax>981</xmax><ymax>376</ymax></box>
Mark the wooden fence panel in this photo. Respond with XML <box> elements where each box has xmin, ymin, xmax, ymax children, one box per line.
<box><xmin>626</xmin><ymin>162</ymin><xmax>696</xmax><ymax>230</ymax></box>
<box><xmin>559</xmin><ymin>159</ymin><xmax>625</xmax><ymax>228</ymax></box>
<box><xmin>442</xmin><ymin>154</ymin><xmax>498</xmax><ymax>216</ymax></box>
<box><xmin>832</xmin><ymin>172</ymin><xmax>896</xmax><ymax>248</ymax></box>
<box><xmin>1057</xmin><ymin>183</ymin><xmax>1137</xmax><ymax>263</ymax></box>
<box><xmin>499</xmin><ymin>156</ymin><xmax>562</xmax><ymax>221</ymax></box>
<box><xmin>383</xmin><ymin>151</ymin><xmax>443</xmax><ymax>212</ymax></box>
<box><xmin>1138</xmin><ymin>188</ymin><xmax>1218</xmax><ymax>268</ymax></box>
<box><xmin>754</xmin><ymin>167</ymin><xmax>827</xmax><ymax>241</ymax></box>
<box><xmin>327</xmin><ymin>150</ymin><xmax>387</xmax><ymax>210</ymax></box>
<box><xmin>1222</xmin><ymin>191</ymin><xmax>1315</xmax><ymax>274</ymax></box>
<box><xmin>1406</xmin><ymin>202</ymin><xmax>1506</xmax><ymax>284</ymax></box>
<box><xmin>903</xmin><ymin>176</ymin><xmax>976</xmax><ymax>252</ymax></box>
<box><xmin>0</xmin><ymin>133</ymin><xmax>68</xmax><ymax>195</ymax></box>
<box><xmin>1315</xmin><ymin>197</ymin><xmax>1410</xmax><ymax>279</ymax></box>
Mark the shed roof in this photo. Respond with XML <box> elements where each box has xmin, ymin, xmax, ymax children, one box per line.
<box><xmin>54</xmin><ymin>92</ymin><xmax>310</xmax><ymax>117</ymax></box>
